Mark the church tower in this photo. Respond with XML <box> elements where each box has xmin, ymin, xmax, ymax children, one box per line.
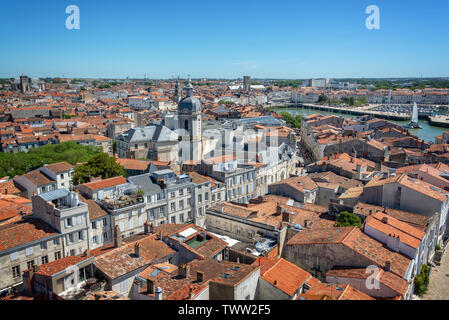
<box><xmin>177</xmin><ymin>76</ymin><xmax>202</xmax><ymax>162</ymax></box>
<box><xmin>173</xmin><ymin>76</ymin><xmax>182</xmax><ymax>104</ymax></box>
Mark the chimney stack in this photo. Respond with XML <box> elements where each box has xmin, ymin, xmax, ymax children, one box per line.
<box><xmin>276</xmin><ymin>205</ymin><xmax>283</xmax><ymax>215</ymax></box>
<box><xmin>147</xmin><ymin>279</ymin><xmax>155</xmax><ymax>294</ymax></box>
<box><xmin>304</xmin><ymin>220</ymin><xmax>308</xmax><ymax>228</ymax></box>
<box><xmin>113</xmin><ymin>225</ymin><xmax>122</xmax><ymax>248</ymax></box>
<box><xmin>144</xmin><ymin>221</ymin><xmax>150</xmax><ymax>234</ymax></box>
<box><xmin>197</xmin><ymin>271</ymin><xmax>204</xmax><ymax>282</ymax></box>
<box><xmin>282</xmin><ymin>210</ymin><xmax>292</xmax><ymax>224</ymax></box>
<box><xmin>134</xmin><ymin>243</ymin><xmax>141</xmax><ymax>257</ymax></box>
<box><xmin>179</xmin><ymin>264</ymin><xmax>191</xmax><ymax>278</ymax></box>
<box><xmin>384</xmin><ymin>261</ymin><xmax>391</xmax><ymax>272</ymax></box>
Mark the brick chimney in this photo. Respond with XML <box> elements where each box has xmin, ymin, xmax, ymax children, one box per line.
<box><xmin>179</xmin><ymin>264</ymin><xmax>191</xmax><ymax>278</ymax></box>
<box><xmin>384</xmin><ymin>261</ymin><xmax>391</xmax><ymax>272</ymax></box>
<box><xmin>113</xmin><ymin>225</ymin><xmax>122</xmax><ymax>248</ymax></box>
<box><xmin>134</xmin><ymin>242</ymin><xmax>141</xmax><ymax>257</ymax></box>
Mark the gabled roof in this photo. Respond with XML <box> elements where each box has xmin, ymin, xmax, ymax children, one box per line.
<box><xmin>42</xmin><ymin>162</ymin><xmax>74</xmax><ymax>173</ymax></box>
<box><xmin>326</xmin><ymin>267</ymin><xmax>409</xmax><ymax>297</ymax></box>
<box><xmin>287</xmin><ymin>227</ymin><xmax>411</xmax><ymax>278</ymax></box>
<box><xmin>81</xmin><ymin>176</ymin><xmax>127</xmax><ymax>192</ymax></box>
<box><xmin>254</xmin><ymin>257</ymin><xmax>312</xmax><ymax>297</ymax></box>
<box><xmin>35</xmin><ymin>254</ymin><xmax>93</xmax><ymax>277</ymax></box>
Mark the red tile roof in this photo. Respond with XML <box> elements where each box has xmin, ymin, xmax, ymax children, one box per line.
<box><xmin>0</xmin><ymin>218</ymin><xmax>58</xmax><ymax>252</ymax></box>
<box><xmin>81</xmin><ymin>176</ymin><xmax>127</xmax><ymax>191</ymax></box>
<box><xmin>254</xmin><ymin>257</ymin><xmax>312</xmax><ymax>297</ymax></box>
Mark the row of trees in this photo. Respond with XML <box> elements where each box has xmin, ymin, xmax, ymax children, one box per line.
<box><xmin>0</xmin><ymin>141</ymin><xmax>127</xmax><ymax>187</ymax></box>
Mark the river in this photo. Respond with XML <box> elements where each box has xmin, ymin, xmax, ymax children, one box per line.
<box><xmin>274</xmin><ymin>107</ymin><xmax>447</xmax><ymax>143</ymax></box>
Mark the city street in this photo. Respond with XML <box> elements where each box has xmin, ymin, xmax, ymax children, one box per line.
<box><xmin>422</xmin><ymin>249</ymin><xmax>449</xmax><ymax>300</ymax></box>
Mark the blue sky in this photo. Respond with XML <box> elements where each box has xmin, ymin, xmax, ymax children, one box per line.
<box><xmin>0</xmin><ymin>0</ymin><xmax>448</xmax><ymax>79</ymax></box>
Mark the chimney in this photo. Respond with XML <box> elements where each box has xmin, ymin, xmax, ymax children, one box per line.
<box><xmin>134</xmin><ymin>242</ymin><xmax>141</xmax><ymax>257</ymax></box>
<box><xmin>304</xmin><ymin>220</ymin><xmax>308</xmax><ymax>228</ymax></box>
<box><xmin>197</xmin><ymin>271</ymin><xmax>204</xmax><ymax>282</ymax></box>
<box><xmin>384</xmin><ymin>261</ymin><xmax>391</xmax><ymax>272</ymax></box>
<box><xmin>147</xmin><ymin>279</ymin><xmax>155</xmax><ymax>294</ymax></box>
<box><xmin>155</xmin><ymin>287</ymin><xmax>163</xmax><ymax>300</ymax></box>
<box><xmin>114</xmin><ymin>225</ymin><xmax>122</xmax><ymax>248</ymax></box>
<box><xmin>276</xmin><ymin>205</ymin><xmax>283</xmax><ymax>215</ymax></box>
<box><xmin>179</xmin><ymin>264</ymin><xmax>191</xmax><ymax>278</ymax></box>
<box><xmin>282</xmin><ymin>210</ymin><xmax>292</xmax><ymax>224</ymax></box>
<box><xmin>144</xmin><ymin>221</ymin><xmax>150</xmax><ymax>234</ymax></box>
<box><xmin>382</xmin><ymin>217</ymin><xmax>389</xmax><ymax>224</ymax></box>
<box><xmin>22</xmin><ymin>268</ymin><xmax>35</xmax><ymax>295</ymax></box>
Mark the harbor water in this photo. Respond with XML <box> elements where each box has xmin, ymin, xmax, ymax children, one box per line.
<box><xmin>275</xmin><ymin>107</ymin><xmax>447</xmax><ymax>143</ymax></box>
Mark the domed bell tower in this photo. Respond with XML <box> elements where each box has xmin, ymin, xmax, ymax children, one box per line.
<box><xmin>177</xmin><ymin>76</ymin><xmax>202</xmax><ymax>162</ymax></box>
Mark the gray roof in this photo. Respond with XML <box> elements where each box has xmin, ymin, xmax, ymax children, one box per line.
<box><xmin>117</xmin><ymin>124</ymin><xmax>178</xmax><ymax>143</ymax></box>
<box><xmin>178</xmin><ymin>96</ymin><xmax>202</xmax><ymax>113</ymax></box>
<box><xmin>128</xmin><ymin>174</ymin><xmax>162</xmax><ymax>194</ymax></box>
<box><xmin>40</xmin><ymin>188</ymin><xmax>70</xmax><ymax>201</ymax></box>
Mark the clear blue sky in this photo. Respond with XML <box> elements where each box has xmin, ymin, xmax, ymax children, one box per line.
<box><xmin>0</xmin><ymin>0</ymin><xmax>448</xmax><ymax>79</ymax></box>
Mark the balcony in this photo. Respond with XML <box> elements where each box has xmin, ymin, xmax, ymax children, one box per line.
<box><xmin>100</xmin><ymin>194</ymin><xmax>144</xmax><ymax>211</ymax></box>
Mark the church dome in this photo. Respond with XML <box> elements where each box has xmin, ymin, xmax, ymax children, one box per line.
<box><xmin>178</xmin><ymin>96</ymin><xmax>202</xmax><ymax>113</ymax></box>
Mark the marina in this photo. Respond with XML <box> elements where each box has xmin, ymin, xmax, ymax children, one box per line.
<box><xmin>275</xmin><ymin>107</ymin><xmax>448</xmax><ymax>143</ymax></box>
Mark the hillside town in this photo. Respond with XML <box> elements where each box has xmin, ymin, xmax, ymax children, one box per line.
<box><xmin>1</xmin><ymin>74</ymin><xmax>449</xmax><ymax>302</ymax></box>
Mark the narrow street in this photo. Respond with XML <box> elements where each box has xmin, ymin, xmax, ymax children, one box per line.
<box><xmin>422</xmin><ymin>248</ymin><xmax>449</xmax><ymax>300</ymax></box>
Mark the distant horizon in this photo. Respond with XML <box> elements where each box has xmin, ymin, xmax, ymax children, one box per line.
<box><xmin>3</xmin><ymin>75</ymin><xmax>449</xmax><ymax>81</ymax></box>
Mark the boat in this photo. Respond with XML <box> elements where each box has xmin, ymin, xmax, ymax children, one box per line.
<box><xmin>403</xmin><ymin>102</ymin><xmax>422</xmax><ymax>129</ymax></box>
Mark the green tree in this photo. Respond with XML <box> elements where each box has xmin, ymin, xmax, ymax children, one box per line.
<box><xmin>72</xmin><ymin>153</ymin><xmax>125</xmax><ymax>185</ymax></box>
<box><xmin>0</xmin><ymin>141</ymin><xmax>101</xmax><ymax>178</ymax></box>
<box><xmin>318</xmin><ymin>94</ymin><xmax>329</xmax><ymax>104</ymax></box>
<box><xmin>336</xmin><ymin>211</ymin><xmax>362</xmax><ymax>228</ymax></box>
<box><xmin>414</xmin><ymin>264</ymin><xmax>430</xmax><ymax>296</ymax></box>
<box><xmin>280</xmin><ymin>112</ymin><xmax>302</xmax><ymax>129</ymax></box>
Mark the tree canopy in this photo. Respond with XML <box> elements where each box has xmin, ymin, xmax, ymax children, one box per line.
<box><xmin>0</xmin><ymin>141</ymin><xmax>101</xmax><ymax>178</ymax></box>
<box><xmin>336</xmin><ymin>211</ymin><xmax>362</xmax><ymax>228</ymax></box>
<box><xmin>280</xmin><ymin>112</ymin><xmax>302</xmax><ymax>129</ymax></box>
<box><xmin>72</xmin><ymin>153</ymin><xmax>125</xmax><ymax>186</ymax></box>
